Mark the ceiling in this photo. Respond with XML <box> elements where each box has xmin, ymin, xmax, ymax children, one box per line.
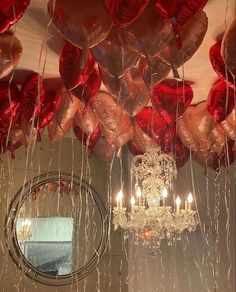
<box><xmin>14</xmin><ymin>0</ymin><xmax>235</xmax><ymax>104</ymax></box>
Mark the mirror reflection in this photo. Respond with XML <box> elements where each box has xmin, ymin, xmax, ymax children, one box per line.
<box><xmin>16</xmin><ymin>180</ymin><xmax>103</xmax><ymax>277</ymax></box>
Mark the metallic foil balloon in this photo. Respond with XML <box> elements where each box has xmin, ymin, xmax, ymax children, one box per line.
<box><xmin>48</xmin><ymin>0</ymin><xmax>112</xmax><ymax>49</ymax></box>
<box><xmin>91</xmin><ymin>91</ymin><xmax>133</xmax><ymax>148</ymax></box>
<box><xmin>0</xmin><ymin>31</ymin><xmax>22</xmax><ymax>80</ymax></box>
<box><xmin>131</xmin><ymin>121</ymin><xmax>154</xmax><ymax>153</ymax></box>
<box><xmin>104</xmin><ymin>0</ymin><xmax>149</xmax><ymax>27</ymax></box>
<box><xmin>159</xmin><ymin>11</ymin><xmax>208</xmax><ymax>68</ymax></box>
<box><xmin>177</xmin><ymin>102</ymin><xmax>214</xmax><ymax>153</ymax></box>
<box><xmin>207</xmin><ymin>79</ymin><xmax>235</xmax><ymax>124</ymax></box>
<box><xmin>127</xmin><ymin>138</ymin><xmax>144</xmax><ymax>156</ymax></box>
<box><xmin>59</xmin><ymin>41</ymin><xmax>95</xmax><ymax>91</ymax></box>
<box><xmin>73</xmin><ymin>124</ymin><xmax>101</xmax><ymax>150</ymax></box>
<box><xmin>209</xmin><ymin>41</ymin><xmax>235</xmax><ymax>89</ymax></box>
<box><xmin>0</xmin><ymin>0</ymin><xmax>31</xmax><ymax>33</ymax></box>
<box><xmin>208</xmin><ymin>126</ymin><xmax>225</xmax><ymax>155</ymax></box>
<box><xmin>20</xmin><ymin>73</ymin><xmax>45</xmax><ymax>124</ymax></box>
<box><xmin>221</xmin><ymin>18</ymin><xmax>236</xmax><ymax>77</ymax></box>
<box><xmin>73</xmin><ymin>104</ymin><xmax>99</xmax><ymax>138</ymax></box>
<box><xmin>155</xmin><ymin>0</ymin><xmax>208</xmax><ymax>48</ymax></box>
<box><xmin>177</xmin><ymin>115</ymin><xmax>199</xmax><ymax>152</ymax></box>
<box><xmin>123</xmin><ymin>2</ymin><xmax>173</xmax><ymax>58</ymax></box>
<box><xmin>38</xmin><ymin>78</ymin><xmax>63</xmax><ymax>130</ymax></box>
<box><xmin>100</xmin><ymin>67</ymin><xmax>151</xmax><ymax>116</ymax></box>
<box><xmin>93</xmin><ymin>134</ymin><xmax>115</xmax><ymax>165</ymax></box>
<box><xmin>138</xmin><ymin>56</ymin><xmax>171</xmax><ymax>88</ymax></box>
<box><xmin>70</xmin><ymin>68</ymin><xmax>101</xmax><ymax>104</ymax></box>
<box><xmin>48</xmin><ymin>93</ymin><xmax>80</xmax><ymax>142</ymax></box>
<box><xmin>0</xmin><ymin>81</ymin><xmax>20</xmax><ymax>135</ymax></box>
<box><xmin>152</xmin><ymin>79</ymin><xmax>193</xmax><ymax>123</ymax></box>
<box><xmin>173</xmin><ymin>138</ymin><xmax>190</xmax><ymax>168</ymax></box>
<box><xmin>220</xmin><ymin>109</ymin><xmax>235</xmax><ymax>141</ymax></box>
<box><xmin>134</xmin><ymin>107</ymin><xmax>176</xmax><ymax>153</ymax></box>
<box><xmin>91</xmin><ymin>27</ymin><xmax>139</xmax><ymax>78</ymax></box>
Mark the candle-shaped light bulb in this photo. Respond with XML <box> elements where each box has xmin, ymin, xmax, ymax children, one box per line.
<box><xmin>187</xmin><ymin>192</ymin><xmax>193</xmax><ymax>210</ymax></box>
<box><xmin>162</xmin><ymin>188</ymin><xmax>168</xmax><ymax>198</ymax></box>
<box><xmin>116</xmin><ymin>190</ymin><xmax>123</xmax><ymax>209</ymax></box>
<box><xmin>131</xmin><ymin>196</ymin><xmax>135</xmax><ymax>206</ymax></box>
<box><xmin>162</xmin><ymin>188</ymin><xmax>168</xmax><ymax>206</ymax></box>
<box><xmin>176</xmin><ymin>196</ymin><xmax>181</xmax><ymax>213</ymax></box>
<box><xmin>136</xmin><ymin>187</ymin><xmax>141</xmax><ymax>197</ymax></box>
<box><xmin>136</xmin><ymin>186</ymin><xmax>142</xmax><ymax>206</ymax></box>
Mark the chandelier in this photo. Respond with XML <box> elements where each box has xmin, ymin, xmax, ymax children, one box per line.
<box><xmin>112</xmin><ymin>147</ymin><xmax>198</xmax><ymax>248</ymax></box>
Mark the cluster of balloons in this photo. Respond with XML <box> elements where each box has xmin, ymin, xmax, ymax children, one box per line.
<box><xmin>0</xmin><ymin>0</ymin><xmax>235</xmax><ymax>171</ymax></box>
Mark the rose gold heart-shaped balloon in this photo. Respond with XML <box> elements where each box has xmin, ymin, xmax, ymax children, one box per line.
<box><xmin>177</xmin><ymin>102</ymin><xmax>215</xmax><ymax>153</ymax></box>
<box><xmin>221</xmin><ymin>18</ymin><xmax>236</xmax><ymax>77</ymax></box>
<box><xmin>138</xmin><ymin>56</ymin><xmax>171</xmax><ymax>88</ymax></box>
<box><xmin>152</xmin><ymin>78</ymin><xmax>193</xmax><ymax>123</ymax></box>
<box><xmin>91</xmin><ymin>91</ymin><xmax>133</xmax><ymax>148</ymax></box>
<box><xmin>48</xmin><ymin>93</ymin><xmax>80</xmax><ymax>142</ymax></box>
<box><xmin>0</xmin><ymin>31</ymin><xmax>22</xmax><ymax>79</ymax></box>
<box><xmin>101</xmin><ymin>67</ymin><xmax>150</xmax><ymax>116</ymax></box>
<box><xmin>159</xmin><ymin>11</ymin><xmax>208</xmax><ymax>68</ymax></box>
<box><xmin>156</xmin><ymin>0</ymin><xmax>208</xmax><ymax>48</ymax></box>
<box><xmin>123</xmin><ymin>2</ymin><xmax>173</xmax><ymax>58</ymax></box>
<box><xmin>220</xmin><ymin>109</ymin><xmax>235</xmax><ymax>141</ymax></box>
<box><xmin>104</xmin><ymin>0</ymin><xmax>149</xmax><ymax>28</ymax></box>
<box><xmin>73</xmin><ymin>104</ymin><xmax>99</xmax><ymax>137</ymax></box>
<box><xmin>92</xmin><ymin>27</ymin><xmax>139</xmax><ymax>78</ymax></box>
<box><xmin>48</xmin><ymin>0</ymin><xmax>112</xmax><ymax>49</ymax></box>
<box><xmin>93</xmin><ymin>134</ymin><xmax>115</xmax><ymax>165</ymax></box>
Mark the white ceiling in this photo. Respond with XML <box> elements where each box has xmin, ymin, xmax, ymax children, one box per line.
<box><xmin>14</xmin><ymin>0</ymin><xmax>235</xmax><ymax>104</ymax></box>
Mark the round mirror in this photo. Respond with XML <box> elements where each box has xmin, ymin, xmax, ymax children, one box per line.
<box><xmin>5</xmin><ymin>172</ymin><xmax>108</xmax><ymax>285</ymax></box>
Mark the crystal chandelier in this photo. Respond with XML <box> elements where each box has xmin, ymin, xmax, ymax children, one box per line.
<box><xmin>112</xmin><ymin>147</ymin><xmax>198</xmax><ymax>248</ymax></box>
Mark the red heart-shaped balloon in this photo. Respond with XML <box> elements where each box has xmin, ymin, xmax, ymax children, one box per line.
<box><xmin>104</xmin><ymin>0</ymin><xmax>149</xmax><ymax>28</ymax></box>
<box><xmin>70</xmin><ymin>68</ymin><xmax>101</xmax><ymax>104</ymax></box>
<box><xmin>60</xmin><ymin>41</ymin><xmax>95</xmax><ymax>91</ymax></box>
<box><xmin>152</xmin><ymin>79</ymin><xmax>193</xmax><ymax>123</ymax></box>
<box><xmin>135</xmin><ymin>107</ymin><xmax>176</xmax><ymax>152</ymax></box>
<box><xmin>74</xmin><ymin>125</ymin><xmax>101</xmax><ymax>150</ymax></box>
<box><xmin>173</xmin><ymin>138</ymin><xmax>190</xmax><ymax>169</ymax></box>
<box><xmin>0</xmin><ymin>81</ymin><xmax>20</xmax><ymax>136</ymax></box>
<box><xmin>207</xmin><ymin>80</ymin><xmax>235</xmax><ymax>124</ymax></box>
<box><xmin>0</xmin><ymin>0</ymin><xmax>31</xmax><ymax>33</ymax></box>
<box><xmin>20</xmin><ymin>73</ymin><xmax>45</xmax><ymax>125</ymax></box>
<box><xmin>156</xmin><ymin>0</ymin><xmax>208</xmax><ymax>48</ymax></box>
<box><xmin>209</xmin><ymin>41</ymin><xmax>235</xmax><ymax>89</ymax></box>
<box><xmin>37</xmin><ymin>79</ymin><xmax>63</xmax><ymax>130</ymax></box>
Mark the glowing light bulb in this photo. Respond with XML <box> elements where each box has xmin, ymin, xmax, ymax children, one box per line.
<box><xmin>116</xmin><ymin>190</ymin><xmax>123</xmax><ymax>209</ymax></box>
<box><xmin>131</xmin><ymin>196</ymin><xmax>135</xmax><ymax>206</ymax></box>
<box><xmin>187</xmin><ymin>192</ymin><xmax>193</xmax><ymax>210</ymax></box>
<box><xmin>162</xmin><ymin>188</ymin><xmax>168</xmax><ymax>198</ymax></box>
<box><xmin>176</xmin><ymin>196</ymin><xmax>181</xmax><ymax>213</ymax></box>
<box><xmin>116</xmin><ymin>190</ymin><xmax>123</xmax><ymax>202</ymax></box>
<box><xmin>188</xmin><ymin>193</ymin><xmax>193</xmax><ymax>203</ymax></box>
<box><xmin>136</xmin><ymin>186</ymin><xmax>142</xmax><ymax>198</ymax></box>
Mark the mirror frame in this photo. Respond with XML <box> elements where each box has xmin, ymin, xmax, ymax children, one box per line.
<box><xmin>5</xmin><ymin>172</ymin><xmax>109</xmax><ymax>286</ymax></box>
